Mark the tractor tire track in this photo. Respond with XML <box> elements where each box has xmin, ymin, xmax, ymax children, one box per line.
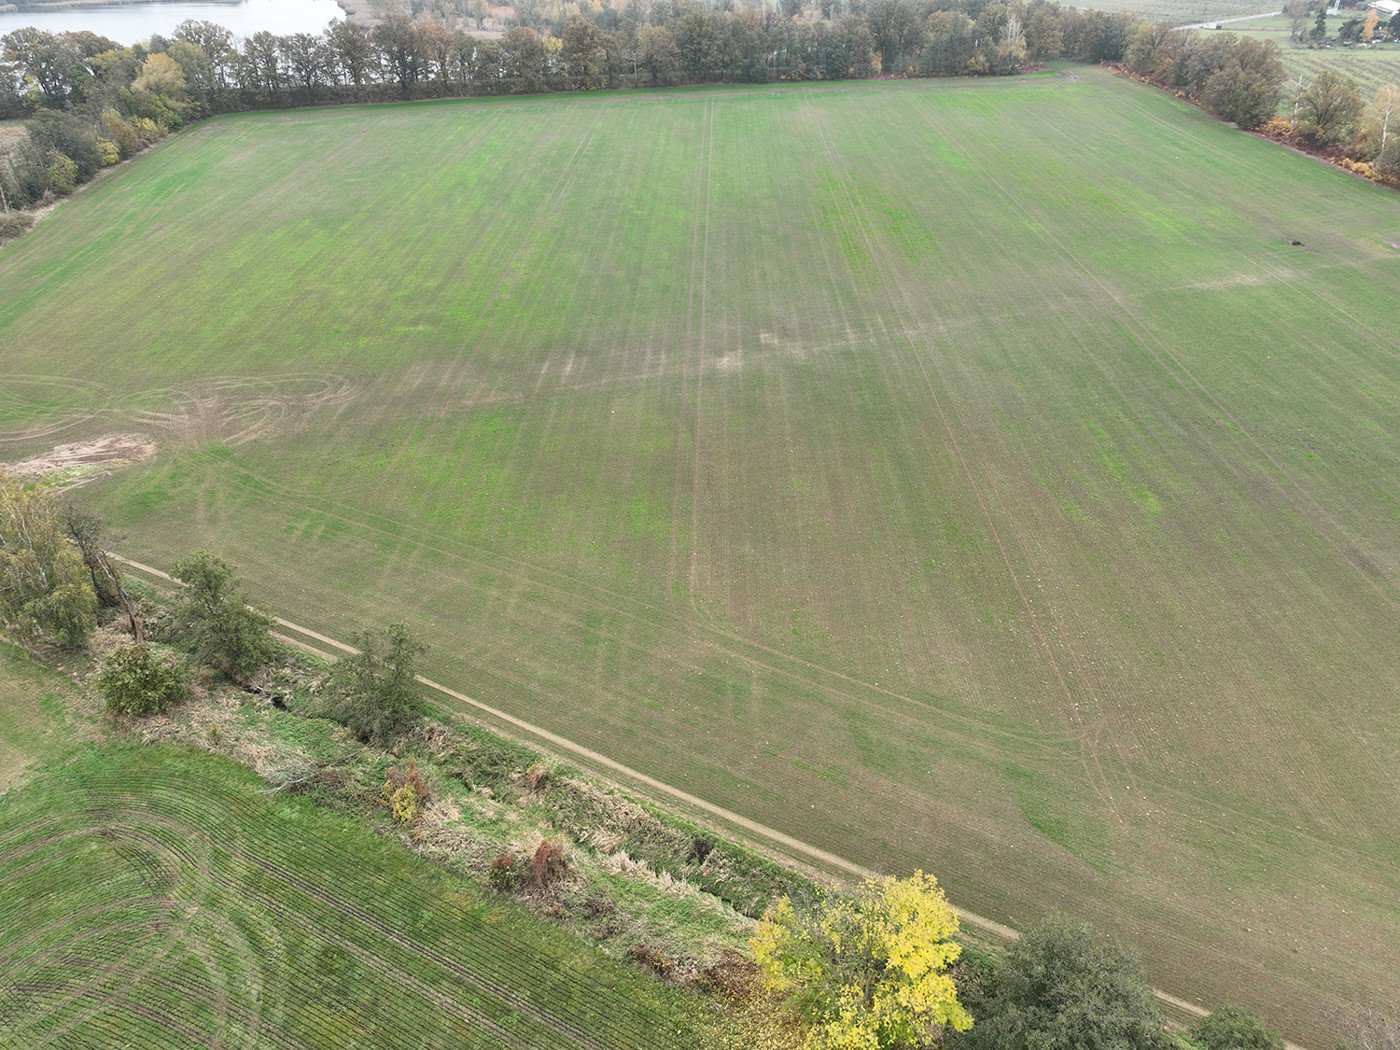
<box><xmin>803</xmin><ymin>93</ymin><xmax>1132</xmax><ymax>818</ymax></box>
<box><xmin>668</xmin><ymin>99</ymin><xmax>714</xmax><ymax>594</ymax></box>
<box><xmin>104</xmin><ymin>554</ymin><xmax>1320</xmax><ymax>1049</ymax></box>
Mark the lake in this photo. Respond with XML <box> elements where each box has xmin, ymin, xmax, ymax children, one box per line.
<box><xmin>0</xmin><ymin>0</ymin><xmax>343</xmax><ymax>45</ymax></box>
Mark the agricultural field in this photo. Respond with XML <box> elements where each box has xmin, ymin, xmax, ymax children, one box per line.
<box><xmin>1</xmin><ymin>69</ymin><xmax>1398</xmax><ymax>1044</ymax></box>
<box><xmin>1279</xmin><ymin>45</ymin><xmax>1400</xmax><ymax>100</ymax></box>
<box><xmin>0</xmin><ymin>642</ymin><xmax>93</xmax><ymax>790</ymax></box>
<box><xmin>0</xmin><ymin>743</ymin><xmax>713</xmax><ymax>1048</ymax></box>
<box><xmin>1114</xmin><ymin>0</ymin><xmax>1277</xmax><ymax>24</ymax></box>
<box><xmin>1214</xmin><ymin>16</ymin><xmax>1400</xmax><ymax>100</ymax></box>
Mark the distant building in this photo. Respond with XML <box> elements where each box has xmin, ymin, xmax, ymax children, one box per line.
<box><xmin>1369</xmin><ymin>0</ymin><xmax>1400</xmax><ymax>17</ymax></box>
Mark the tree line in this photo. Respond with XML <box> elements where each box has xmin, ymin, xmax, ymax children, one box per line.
<box><xmin>2</xmin><ymin>1</ymin><xmax>1150</xmax><ymax>115</ymax></box>
<box><xmin>1121</xmin><ymin>25</ymin><xmax>1400</xmax><ymax>181</ymax></box>
<box><xmin>1</xmin><ymin>0</ymin><xmax>1150</xmax><ymax>214</ymax></box>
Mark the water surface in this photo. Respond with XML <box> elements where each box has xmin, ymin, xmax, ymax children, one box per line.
<box><xmin>0</xmin><ymin>0</ymin><xmax>342</xmax><ymax>45</ymax></box>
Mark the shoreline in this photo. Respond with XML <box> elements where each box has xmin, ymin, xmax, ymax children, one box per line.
<box><xmin>7</xmin><ymin>0</ymin><xmax>240</xmax><ymax>9</ymax></box>
<box><xmin>3</xmin><ymin>0</ymin><xmax>364</xmax><ymax>21</ymax></box>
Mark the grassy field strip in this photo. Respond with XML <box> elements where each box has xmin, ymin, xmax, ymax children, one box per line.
<box><xmin>0</xmin><ymin>747</ymin><xmax>710</xmax><ymax>1048</ymax></box>
<box><xmin>111</xmin><ymin>446</ymin><xmax>1055</xmax><ymax>769</ymax></box>
<box><xmin>812</xmin><ymin>86</ymin><xmax>1189</xmax><ymax>858</ymax></box>
<box><xmin>679</xmin><ymin>99</ymin><xmax>714</xmax><ymax>597</ymax></box>
<box><xmin>109</xmin><ymin>554</ymin><xmax>1016</xmax><ymax>932</ymax></box>
<box><xmin>107</xmin><ymin>555</ymin><xmax>1324</xmax><ymax>1050</ymax></box>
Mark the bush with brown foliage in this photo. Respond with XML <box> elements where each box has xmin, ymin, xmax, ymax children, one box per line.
<box><xmin>531</xmin><ymin>838</ymin><xmax>568</xmax><ymax>889</ymax></box>
<box><xmin>627</xmin><ymin>942</ymin><xmax>673</xmax><ymax>977</ymax></box>
<box><xmin>489</xmin><ymin>852</ymin><xmax>520</xmax><ymax>890</ymax></box>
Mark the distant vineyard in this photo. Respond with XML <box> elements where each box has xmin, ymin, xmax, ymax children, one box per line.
<box><xmin>1105</xmin><ymin>0</ymin><xmax>1276</xmax><ymax>25</ymax></box>
<box><xmin>0</xmin><ymin>746</ymin><xmax>710</xmax><ymax>1049</ymax></box>
<box><xmin>1279</xmin><ymin>47</ymin><xmax>1400</xmax><ymax>100</ymax></box>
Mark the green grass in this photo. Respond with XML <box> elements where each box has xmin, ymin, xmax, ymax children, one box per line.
<box><xmin>2</xmin><ymin>71</ymin><xmax>1399</xmax><ymax>1044</ymax></box>
<box><xmin>0</xmin><ymin>641</ymin><xmax>90</xmax><ymax>790</ymax></box>
<box><xmin>0</xmin><ymin>743</ymin><xmax>714</xmax><ymax>1048</ymax></box>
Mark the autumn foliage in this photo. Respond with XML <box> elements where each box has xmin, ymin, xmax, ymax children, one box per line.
<box><xmin>751</xmin><ymin>870</ymin><xmax>971</xmax><ymax>1049</ymax></box>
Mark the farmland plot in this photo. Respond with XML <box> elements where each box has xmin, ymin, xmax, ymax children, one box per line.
<box><xmin>0</xmin><ymin>745</ymin><xmax>711</xmax><ymax>1048</ymax></box>
<box><xmin>1</xmin><ymin>69</ymin><xmax>1398</xmax><ymax>1042</ymax></box>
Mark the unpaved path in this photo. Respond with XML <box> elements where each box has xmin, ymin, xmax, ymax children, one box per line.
<box><xmin>1175</xmin><ymin>10</ymin><xmax>1280</xmax><ymax>28</ymax></box>
<box><xmin>111</xmin><ymin>553</ymin><xmax>1308</xmax><ymax>1048</ymax></box>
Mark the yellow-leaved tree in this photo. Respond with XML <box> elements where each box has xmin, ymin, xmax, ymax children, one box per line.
<box><xmin>751</xmin><ymin>871</ymin><xmax>972</xmax><ymax>1050</ymax></box>
<box><xmin>0</xmin><ymin>470</ymin><xmax>96</xmax><ymax>648</ymax></box>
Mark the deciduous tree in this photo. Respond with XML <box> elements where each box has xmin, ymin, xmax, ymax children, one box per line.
<box><xmin>130</xmin><ymin>53</ymin><xmax>194</xmax><ymax>127</ymax></box>
<box><xmin>324</xmin><ymin>622</ymin><xmax>427</xmax><ymax>747</ymax></box>
<box><xmin>561</xmin><ymin>16</ymin><xmax>606</xmax><ymax>89</ymax></box>
<box><xmin>868</xmin><ymin>0</ymin><xmax>925</xmax><ymax>72</ymax></box>
<box><xmin>1361</xmin><ymin>83</ymin><xmax>1400</xmax><ymax>168</ymax></box>
<box><xmin>638</xmin><ymin>25</ymin><xmax>680</xmax><ymax>85</ymax></box>
<box><xmin>1296</xmin><ymin>69</ymin><xmax>1363</xmax><ymax>144</ymax></box>
<box><xmin>0</xmin><ymin>471</ymin><xmax>96</xmax><ymax>648</ymax></box>
<box><xmin>169</xmin><ymin>550</ymin><xmax>277</xmax><ymax>681</ymax></box>
<box><xmin>374</xmin><ymin>15</ymin><xmax>425</xmax><ymax>89</ymax></box>
<box><xmin>97</xmin><ymin>643</ymin><xmax>186</xmax><ymax>715</ymax></box>
<box><xmin>60</xmin><ymin>503</ymin><xmax>142</xmax><ymax>642</ymax></box>
<box><xmin>1191</xmin><ymin>1004</ymin><xmax>1283</xmax><ymax>1050</ymax></box>
<box><xmin>1284</xmin><ymin>0</ymin><xmax>1309</xmax><ymax>42</ymax></box>
<box><xmin>1202</xmin><ymin>37</ymin><xmax>1285</xmax><ymax>129</ymax></box>
<box><xmin>752</xmin><ymin>870</ymin><xmax>971</xmax><ymax>1049</ymax></box>
<box><xmin>500</xmin><ymin>26</ymin><xmax>546</xmax><ymax>92</ymax></box>
<box><xmin>951</xmin><ymin>917</ymin><xmax>1168</xmax><ymax>1050</ymax></box>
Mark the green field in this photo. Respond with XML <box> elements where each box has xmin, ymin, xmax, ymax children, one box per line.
<box><xmin>2</xmin><ymin>69</ymin><xmax>1399</xmax><ymax>1043</ymax></box>
<box><xmin>0</xmin><ymin>744</ymin><xmax>712</xmax><ymax>1048</ymax></box>
<box><xmin>1279</xmin><ymin>46</ymin><xmax>1400</xmax><ymax>101</ymax></box>
<box><xmin>1210</xmin><ymin>17</ymin><xmax>1400</xmax><ymax>100</ymax></box>
<box><xmin>1114</xmin><ymin>0</ymin><xmax>1277</xmax><ymax>24</ymax></box>
<box><xmin>0</xmin><ymin>643</ymin><xmax>91</xmax><ymax>790</ymax></box>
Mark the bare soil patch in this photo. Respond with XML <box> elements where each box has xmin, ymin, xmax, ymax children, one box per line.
<box><xmin>4</xmin><ymin>433</ymin><xmax>154</xmax><ymax>483</ymax></box>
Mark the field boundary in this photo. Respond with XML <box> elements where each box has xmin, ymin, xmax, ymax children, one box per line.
<box><xmin>109</xmin><ymin>553</ymin><xmax>1314</xmax><ymax>1048</ymax></box>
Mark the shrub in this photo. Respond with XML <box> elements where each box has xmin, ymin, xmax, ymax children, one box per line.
<box><xmin>488</xmin><ymin>851</ymin><xmax>520</xmax><ymax>890</ymax></box>
<box><xmin>1334</xmin><ymin>1003</ymin><xmax>1399</xmax><ymax>1050</ymax></box>
<box><xmin>96</xmin><ymin>139</ymin><xmax>119</xmax><ymax>166</ymax></box>
<box><xmin>97</xmin><ymin>644</ymin><xmax>187</xmax><ymax>716</ymax></box>
<box><xmin>102</xmin><ymin>110</ymin><xmax>140</xmax><ymax>159</ymax></box>
<box><xmin>380</xmin><ymin>759</ymin><xmax>430</xmax><ymax>826</ymax></box>
<box><xmin>0</xmin><ymin>211</ymin><xmax>35</xmax><ymax>241</ymax></box>
<box><xmin>523</xmin><ymin>760</ymin><xmax>555</xmax><ymax>792</ymax></box>
<box><xmin>530</xmin><ymin>838</ymin><xmax>568</xmax><ymax>889</ymax></box>
<box><xmin>1191</xmin><ymin>1004</ymin><xmax>1283</xmax><ymax>1050</ymax></box>
<box><xmin>323</xmin><ymin>622</ymin><xmax>426</xmax><ymax>747</ymax></box>
<box><xmin>45</xmin><ymin>150</ymin><xmax>78</xmax><ymax>196</ymax></box>
<box><xmin>698</xmin><ymin>948</ymin><xmax>760</xmax><ymax>1003</ymax></box>
<box><xmin>951</xmin><ymin>916</ymin><xmax>1168</xmax><ymax>1050</ymax></box>
<box><xmin>626</xmin><ymin>942</ymin><xmax>673</xmax><ymax>977</ymax></box>
<box><xmin>169</xmin><ymin>551</ymin><xmax>278</xmax><ymax>683</ymax></box>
